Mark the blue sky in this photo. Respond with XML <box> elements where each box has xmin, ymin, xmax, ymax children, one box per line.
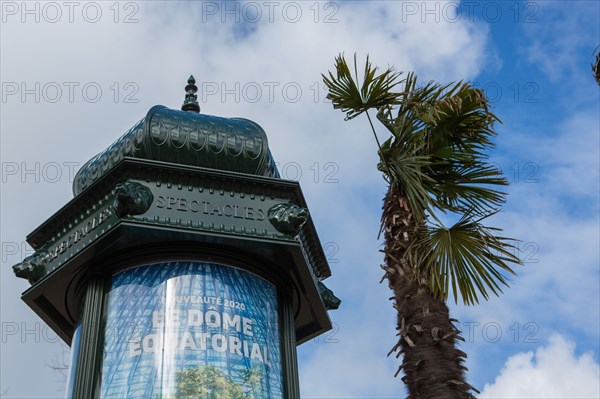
<box><xmin>1</xmin><ymin>1</ymin><xmax>599</xmax><ymax>398</ymax></box>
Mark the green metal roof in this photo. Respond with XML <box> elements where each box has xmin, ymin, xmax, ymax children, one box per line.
<box><xmin>73</xmin><ymin>76</ymin><xmax>279</xmax><ymax>196</ymax></box>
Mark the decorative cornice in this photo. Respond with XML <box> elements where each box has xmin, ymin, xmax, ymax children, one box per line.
<box><xmin>21</xmin><ymin>159</ymin><xmax>331</xmax><ymax>285</ymax></box>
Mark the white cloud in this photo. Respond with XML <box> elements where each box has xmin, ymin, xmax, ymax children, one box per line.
<box><xmin>481</xmin><ymin>334</ymin><xmax>600</xmax><ymax>398</ymax></box>
<box><xmin>299</xmin><ymin>323</ymin><xmax>402</xmax><ymax>398</ymax></box>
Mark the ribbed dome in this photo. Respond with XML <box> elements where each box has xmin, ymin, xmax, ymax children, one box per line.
<box><xmin>73</xmin><ymin>77</ymin><xmax>278</xmax><ymax>196</ymax></box>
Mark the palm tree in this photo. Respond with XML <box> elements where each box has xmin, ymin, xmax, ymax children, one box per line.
<box><xmin>322</xmin><ymin>54</ymin><xmax>522</xmax><ymax>398</ymax></box>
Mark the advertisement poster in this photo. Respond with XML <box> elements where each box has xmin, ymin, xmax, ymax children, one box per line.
<box><xmin>100</xmin><ymin>261</ymin><xmax>283</xmax><ymax>399</ymax></box>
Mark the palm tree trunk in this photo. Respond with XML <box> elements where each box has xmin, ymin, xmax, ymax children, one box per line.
<box><xmin>382</xmin><ymin>186</ymin><xmax>477</xmax><ymax>399</ymax></box>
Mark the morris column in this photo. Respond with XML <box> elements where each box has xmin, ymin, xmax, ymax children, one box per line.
<box><xmin>12</xmin><ymin>76</ymin><xmax>340</xmax><ymax>398</ymax></box>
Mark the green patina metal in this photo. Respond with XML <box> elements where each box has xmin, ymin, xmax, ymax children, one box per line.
<box><xmin>318</xmin><ymin>281</ymin><xmax>342</xmax><ymax>310</ymax></box>
<box><xmin>12</xmin><ymin>76</ymin><xmax>339</xmax><ymax>398</ymax></box>
<box><xmin>16</xmin><ymin>160</ymin><xmax>328</xmax><ymax>288</ymax></box>
<box><xmin>14</xmin><ymin>76</ymin><xmax>338</xmax><ymax>342</ymax></box>
<box><xmin>112</xmin><ymin>180</ymin><xmax>154</xmax><ymax>218</ymax></box>
<box><xmin>73</xmin><ymin>76</ymin><xmax>278</xmax><ymax>196</ymax></box>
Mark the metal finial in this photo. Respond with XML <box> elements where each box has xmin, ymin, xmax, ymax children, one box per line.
<box><xmin>181</xmin><ymin>75</ymin><xmax>200</xmax><ymax>113</ymax></box>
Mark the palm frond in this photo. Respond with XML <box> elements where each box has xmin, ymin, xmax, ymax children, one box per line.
<box><xmin>378</xmin><ymin>137</ymin><xmax>438</xmax><ymax>222</ymax></box>
<box><xmin>424</xmin><ymin>85</ymin><xmax>500</xmax><ymax>155</ymax></box>
<box><xmin>322</xmin><ymin>53</ymin><xmax>404</xmax><ymax>120</ymax></box>
<box><xmin>426</xmin><ymin>161</ymin><xmax>508</xmax><ymax>214</ymax></box>
<box><xmin>409</xmin><ymin>212</ymin><xmax>521</xmax><ymax>305</ymax></box>
<box><xmin>383</xmin><ymin>76</ymin><xmax>506</xmax><ymax>214</ymax></box>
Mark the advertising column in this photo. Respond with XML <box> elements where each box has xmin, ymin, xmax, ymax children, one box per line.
<box><xmin>99</xmin><ymin>261</ymin><xmax>283</xmax><ymax>399</ymax></box>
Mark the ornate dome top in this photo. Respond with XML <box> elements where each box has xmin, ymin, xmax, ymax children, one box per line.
<box><xmin>73</xmin><ymin>76</ymin><xmax>279</xmax><ymax>196</ymax></box>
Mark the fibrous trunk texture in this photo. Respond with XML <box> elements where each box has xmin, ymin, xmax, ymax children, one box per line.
<box><xmin>382</xmin><ymin>187</ymin><xmax>477</xmax><ymax>399</ymax></box>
